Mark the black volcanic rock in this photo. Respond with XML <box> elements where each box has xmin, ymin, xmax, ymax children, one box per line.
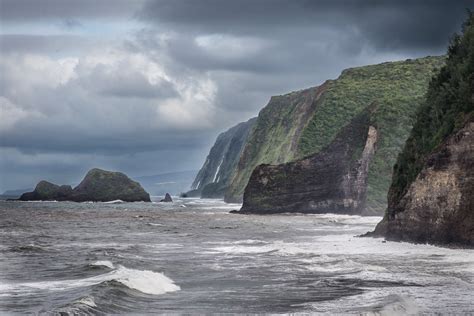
<box><xmin>19</xmin><ymin>168</ymin><xmax>151</xmax><ymax>202</ymax></box>
<box><xmin>237</xmin><ymin>105</ymin><xmax>378</xmax><ymax>215</ymax></box>
<box><xmin>160</xmin><ymin>193</ymin><xmax>173</xmax><ymax>202</ymax></box>
<box><xmin>19</xmin><ymin>181</ymin><xmax>72</xmax><ymax>201</ymax></box>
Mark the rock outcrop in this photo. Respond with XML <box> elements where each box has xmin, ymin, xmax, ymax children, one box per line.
<box><xmin>369</xmin><ymin>13</ymin><xmax>474</xmax><ymax>246</ymax></box>
<box><xmin>372</xmin><ymin>119</ymin><xmax>473</xmax><ymax>245</ymax></box>
<box><xmin>69</xmin><ymin>168</ymin><xmax>151</xmax><ymax>202</ymax></box>
<box><xmin>19</xmin><ymin>181</ymin><xmax>72</xmax><ymax>201</ymax></box>
<box><xmin>187</xmin><ymin>117</ymin><xmax>256</xmax><ymax>198</ymax></box>
<box><xmin>160</xmin><ymin>193</ymin><xmax>173</xmax><ymax>202</ymax></box>
<box><xmin>19</xmin><ymin>168</ymin><xmax>151</xmax><ymax>202</ymax></box>
<box><xmin>237</xmin><ymin>105</ymin><xmax>378</xmax><ymax>215</ymax></box>
<box><xmin>224</xmin><ymin>56</ymin><xmax>445</xmax><ymax>214</ymax></box>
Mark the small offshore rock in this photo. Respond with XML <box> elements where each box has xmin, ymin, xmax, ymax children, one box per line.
<box><xmin>160</xmin><ymin>193</ymin><xmax>173</xmax><ymax>202</ymax></box>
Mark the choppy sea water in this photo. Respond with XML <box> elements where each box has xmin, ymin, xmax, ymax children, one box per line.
<box><xmin>0</xmin><ymin>198</ymin><xmax>473</xmax><ymax>315</ymax></box>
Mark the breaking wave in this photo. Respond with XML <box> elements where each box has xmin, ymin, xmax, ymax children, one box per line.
<box><xmin>3</xmin><ymin>261</ymin><xmax>180</xmax><ymax>296</ymax></box>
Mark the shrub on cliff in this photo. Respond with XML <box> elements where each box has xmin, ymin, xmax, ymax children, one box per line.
<box><xmin>389</xmin><ymin>11</ymin><xmax>474</xmax><ymax>206</ymax></box>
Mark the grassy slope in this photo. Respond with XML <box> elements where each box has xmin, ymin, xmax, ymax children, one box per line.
<box><xmin>296</xmin><ymin>56</ymin><xmax>445</xmax><ymax>211</ymax></box>
<box><xmin>227</xmin><ymin>56</ymin><xmax>445</xmax><ymax>210</ymax></box>
<box><xmin>226</xmin><ymin>86</ymin><xmax>323</xmax><ymax>201</ymax></box>
<box><xmin>388</xmin><ymin>13</ymin><xmax>474</xmax><ymax>210</ymax></box>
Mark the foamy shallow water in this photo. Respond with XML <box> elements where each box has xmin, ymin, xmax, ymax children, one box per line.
<box><xmin>0</xmin><ymin>198</ymin><xmax>473</xmax><ymax>314</ymax></box>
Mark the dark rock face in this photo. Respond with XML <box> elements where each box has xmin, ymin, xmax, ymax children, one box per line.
<box><xmin>19</xmin><ymin>181</ymin><xmax>72</xmax><ymax>201</ymax></box>
<box><xmin>372</xmin><ymin>119</ymin><xmax>474</xmax><ymax>246</ymax></box>
<box><xmin>224</xmin><ymin>57</ymin><xmax>444</xmax><ymax>209</ymax></box>
<box><xmin>225</xmin><ymin>84</ymin><xmax>328</xmax><ymax>203</ymax></box>
<box><xmin>160</xmin><ymin>193</ymin><xmax>173</xmax><ymax>202</ymax></box>
<box><xmin>187</xmin><ymin>117</ymin><xmax>256</xmax><ymax>198</ymax></box>
<box><xmin>19</xmin><ymin>168</ymin><xmax>151</xmax><ymax>202</ymax></box>
<box><xmin>70</xmin><ymin>169</ymin><xmax>150</xmax><ymax>202</ymax></box>
<box><xmin>368</xmin><ymin>14</ymin><xmax>474</xmax><ymax>247</ymax></box>
<box><xmin>237</xmin><ymin>106</ymin><xmax>377</xmax><ymax>215</ymax></box>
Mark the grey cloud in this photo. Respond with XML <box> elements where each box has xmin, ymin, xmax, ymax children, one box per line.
<box><xmin>61</xmin><ymin>18</ymin><xmax>83</xmax><ymax>30</ymax></box>
<box><xmin>0</xmin><ymin>147</ymin><xmax>208</xmax><ymax>192</ymax></box>
<box><xmin>0</xmin><ymin>34</ymin><xmax>93</xmax><ymax>55</ymax></box>
<box><xmin>140</xmin><ymin>0</ymin><xmax>472</xmax><ymax>51</ymax></box>
<box><xmin>0</xmin><ymin>0</ymin><xmax>145</xmax><ymax>21</ymax></box>
<box><xmin>76</xmin><ymin>64</ymin><xmax>178</xmax><ymax>99</ymax></box>
<box><xmin>1</xmin><ymin>0</ymin><xmax>472</xmax><ymax>192</ymax></box>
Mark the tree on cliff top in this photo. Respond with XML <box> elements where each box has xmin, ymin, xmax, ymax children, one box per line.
<box><xmin>389</xmin><ymin>11</ymin><xmax>474</xmax><ymax>207</ymax></box>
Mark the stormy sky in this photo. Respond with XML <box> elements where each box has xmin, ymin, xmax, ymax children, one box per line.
<box><xmin>0</xmin><ymin>0</ymin><xmax>472</xmax><ymax>192</ymax></box>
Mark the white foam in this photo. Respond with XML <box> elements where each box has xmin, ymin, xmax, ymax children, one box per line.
<box><xmin>91</xmin><ymin>260</ymin><xmax>114</xmax><ymax>269</ymax></box>
<box><xmin>104</xmin><ymin>200</ymin><xmax>124</xmax><ymax>204</ymax></box>
<box><xmin>76</xmin><ymin>296</ymin><xmax>97</xmax><ymax>307</ymax></box>
<box><xmin>2</xmin><ymin>265</ymin><xmax>180</xmax><ymax>296</ymax></box>
<box><xmin>114</xmin><ymin>266</ymin><xmax>180</xmax><ymax>295</ymax></box>
<box><xmin>376</xmin><ymin>295</ymin><xmax>420</xmax><ymax>316</ymax></box>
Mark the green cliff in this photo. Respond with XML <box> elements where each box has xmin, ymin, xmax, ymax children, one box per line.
<box><xmin>372</xmin><ymin>13</ymin><xmax>474</xmax><ymax>246</ymax></box>
<box><xmin>225</xmin><ymin>56</ymin><xmax>445</xmax><ymax>213</ymax></box>
<box><xmin>187</xmin><ymin>118</ymin><xmax>256</xmax><ymax>198</ymax></box>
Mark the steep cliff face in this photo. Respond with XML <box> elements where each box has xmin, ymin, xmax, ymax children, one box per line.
<box><xmin>225</xmin><ymin>84</ymin><xmax>328</xmax><ymax>203</ymax></box>
<box><xmin>225</xmin><ymin>56</ymin><xmax>445</xmax><ymax>212</ymax></box>
<box><xmin>371</xmin><ymin>13</ymin><xmax>474</xmax><ymax>246</ymax></box>
<box><xmin>188</xmin><ymin>118</ymin><xmax>256</xmax><ymax>198</ymax></box>
<box><xmin>238</xmin><ymin>106</ymin><xmax>378</xmax><ymax>215</ymax></box>
<box><xmin>373</xmin><ymin>119</ymin><xmax>473</xmax><ymax>245</ymax></box>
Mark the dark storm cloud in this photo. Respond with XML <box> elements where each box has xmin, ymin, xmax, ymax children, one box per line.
<box><xmin>0</xmin><ymin>0</ymin><xmax>145</xmax><ymax>21</ymax></box>
<box><xmin>140</xmin><ymin>0</ymin><xmax>472</xmax><ymax>51</ymax></box>
<box><xmin>1</xmin><ymin>0</ymin><xmax>472</xmax><ymax>191</ymax></box>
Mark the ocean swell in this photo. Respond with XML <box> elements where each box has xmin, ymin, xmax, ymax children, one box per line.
<box><xmin>2</xmin><ymin>261</ymin><xmax>180</xmax><ymax>296</ymax></box>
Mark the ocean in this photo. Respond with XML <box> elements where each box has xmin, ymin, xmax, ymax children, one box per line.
<box><xmin>0</xmin><ymin>198</ymin><xmax>473</xmax><ymax>314</ymax></box>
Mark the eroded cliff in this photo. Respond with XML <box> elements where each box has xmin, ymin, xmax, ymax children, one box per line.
<box><xmin>237</xmin><ymin>106</ymin><xmax>378</xmax><ymax>215</ymax></box>
<box><xmin>370</xmin><ymin>13</ymin><xmax>474</xmax><ymax>246</ymax></box>
<box><xmin>372</xmin><ymin>119</ymin><xmax>473</xmax><ymax>245</ymax></box>
<box><xmin>225</xmin><ymin>56</ymin><xmax>445</xmax><ymax>213</ymax></box>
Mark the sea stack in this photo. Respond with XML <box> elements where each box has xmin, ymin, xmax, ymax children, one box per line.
<box><xmin>160</xmin><ymin>193</ymin><xmax>173</xmax><ymax>202</ymax></box>
<box><xmin>19</xmin><ymin>181</ymin><xmax>72</xmax><ymax>201</ymax></box>
<box><xmin>69</xmin><ymin>168</ymin><xmax>151</xmax><ymax>202</ymax></box>
<box><xmin>19</xmin><ymin>168</ymin><xmax>151</xmax><ymax>202</ymax></box>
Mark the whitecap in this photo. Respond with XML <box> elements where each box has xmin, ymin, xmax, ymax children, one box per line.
<box><xmin>104</xmin><ymin>200</ymin><xmax>124</xmax><ymax>204</ymax></box>
<box><xmin>90</xmin><ymin>260</ymin><xmax>114</xmax><ymax>269</ymax></box>
<box><xmin>75</xmin><ymin>296</ymin><xmax>97</xmax><ymax>307</ymax></box>
<box><xmin>113</xmin><ymin>266</ymin><xmax>180</xmax><ymax>295</ymax></box>
<box><xmin>2</xmin><ymin>265</ymin><xmax>180</xmax><ymax>296</ymax></box>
